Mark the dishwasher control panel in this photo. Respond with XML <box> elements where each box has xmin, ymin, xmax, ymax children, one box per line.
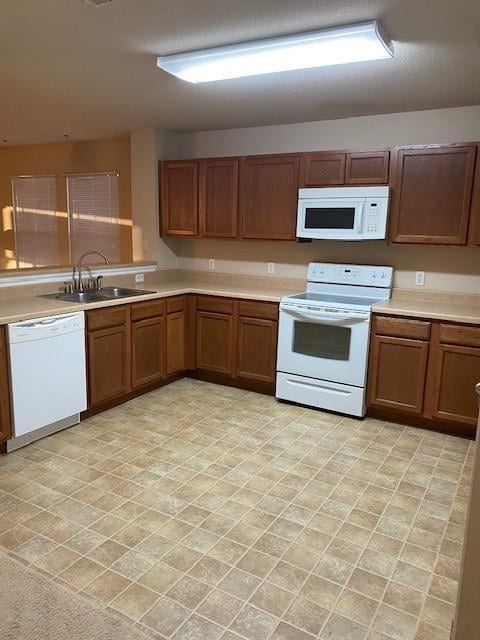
<box><xmin>8</xmin><ymin>312</ymin><xmax>85</xmax><ymax>343</ymax></box>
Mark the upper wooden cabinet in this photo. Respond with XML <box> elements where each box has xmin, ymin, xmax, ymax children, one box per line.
<box><xmin>0</xmin><ymin>327</ymin><xmax>12</xmax><ymax>444</ymax></box>
<box><xmin>199</xmin><ymin>158</ymin><xmax>239</xmax><ymax>238</ymax></box>
<box><xmin>160</xmin><ymin>160</ymin><xmax>199</xmax><ymax>236</ymax></box>
<box><xmin>389</xmin><ymin>144</ymin><xmax>477</xmax><ymax>245</ymax></box>
<box><xmin>468</xmin><ymin>144</ymin><xmax>480</xmax><ymax>246</ymax></box>
<box><xmin>240</xmin><ymin>155</ymin><xmax>300</xmax><ymax>240</ymax></box>
<box><xmin>300</xmin><ymin>151</ymin><xmax>389</xmax><ymax>187</ymax></box>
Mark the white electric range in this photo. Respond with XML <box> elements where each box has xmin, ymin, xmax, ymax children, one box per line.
<box><xmin>276</xmin><ymin>262</ymin><xmax>393</xmax><ymax>417</ymax></box>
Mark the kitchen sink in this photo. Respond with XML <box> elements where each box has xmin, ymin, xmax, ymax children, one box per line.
<box><xmin>41</xmin><ymin>287</ymin><xmax>156</xmax><ymax>304</ymax></box>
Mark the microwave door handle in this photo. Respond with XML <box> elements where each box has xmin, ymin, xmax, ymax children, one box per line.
<box><xmin>355</xmin><ymin>202</ymin><xmax>364</xmax><ymax>233</ymax></box>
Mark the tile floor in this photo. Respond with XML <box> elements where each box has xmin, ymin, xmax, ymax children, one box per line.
<box><xmin>0</xmin><ymin>379</ymin><xmax>473</xmax><ymax>640</ymax></box>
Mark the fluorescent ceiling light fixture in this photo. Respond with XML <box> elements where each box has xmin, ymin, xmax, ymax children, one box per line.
<box><xmin>156</xmin><ymin>20</ymin><xmax>393</xmax><ymax>84</ymax></box>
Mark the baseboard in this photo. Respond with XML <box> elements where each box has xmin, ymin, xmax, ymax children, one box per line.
<box><xmin>367</xmin><ymin>407</ymin><xmax>475</xmax><ymax>439</ymax></box>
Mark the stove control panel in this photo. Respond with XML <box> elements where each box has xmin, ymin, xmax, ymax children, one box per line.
<box><xmin>307</xmin><ymin>263</ymin><xmax>393</xmax><ymax>288</ymax></box>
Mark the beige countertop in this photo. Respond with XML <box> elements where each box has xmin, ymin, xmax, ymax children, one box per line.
<box><xmin>0</xmin><ymin>276</ymin><xmax>302</xmax><ymax>325</ymax></box>
<box><xmin>373</xmin><ymin>290</ymin><xmax>480</xmax><ymax>325</ymax></box>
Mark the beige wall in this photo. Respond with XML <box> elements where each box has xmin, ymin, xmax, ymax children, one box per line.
<box><xmin>165</xmin><ymin>105</ymin><xmax>480</xmax><ymax>293</ymax></box>
<box><xmin>130</xmin><ymin>127</ymin><xmax>178</xmax><ymax>269</ymax></box>
<box><xmin>0</xmin><ymin>137</ymin><xmax>132</xmax><ymax>270</ymax></box>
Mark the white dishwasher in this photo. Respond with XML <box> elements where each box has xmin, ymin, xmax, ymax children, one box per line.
<box><xmin>7</xmin><ymin>312</ymin><xmax>87</xmax><ymax>451</ymax></box>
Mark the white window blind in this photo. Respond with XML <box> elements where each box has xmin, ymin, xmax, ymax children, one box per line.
<box><xmin>11</xmin><ymin>175</ymin><xmax>62</xmax><ymax>268</ymax></box>
<box><xmin>67</xmin><ymin>172</ymin><xmax>120</xmax><ymax>264</ymax></box>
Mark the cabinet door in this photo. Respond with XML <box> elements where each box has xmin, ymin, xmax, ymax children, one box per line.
<box><xmin>300</xmin><ymin>152</ymin><xmax>345</xmax><ymax>186</ymax></box>
<box><xmin>131</xmin><ymin>316</ymin><xmax>165</xmax><ymax>389</ymax></box>
<box><xmin>345</xmin><ymin>151</ymin><xmax>389</xmax><ymax>184</ymax></box>
<box><xmin>467</xmin><ymin>144</ymin><xmax>480</xmax><ymax>246</ymax></box>
<box><xmin>236</xmin><ymin>317</ymin><xmax>277</xmax><ymax>384</ymax></box>
<box><xmin>166</xmin><ymin>311</ymin><xmax>185</xmax><ymax>375</ymax></box>
<box><xmin>429</xmin><ymin>344</ymin><xmax>480</xmax><ymax>427</ymax></box>
<box><xmin>160</xmin><ymin>160</ymin><xmax>198</xmax><ymax>236</ymax></box>
<box><xmin>199</xmin><ymin>158</ymin><xmax>239</xmax><ymax>238</ymax></box>
<box><xmin>240</xmin><ymin>155</ymin><xmax>299</xmax><ymax>240</ymax></box>
<box><xmin>368</xmin><ymin>335</ymin><xmax>429</xmax><ymax>414</ymax></box>
<box><xmin>88</xmin><ymin>325</ymin><xmax>131</xmax><ymax>406</ymax></box>
<box><xmin>390</xmin><ymin>145</ymin><xmax>476</xmax><ymax>244</ymax></box>
<box><xmin>196</xmin><ymin>311</ymin><xmax>233</xmax><ymax>375</ymax></box>
<box><xmin>0</xmin><ymin>328</ymin><xmax>11</xmax><ymax>443</ymax></box>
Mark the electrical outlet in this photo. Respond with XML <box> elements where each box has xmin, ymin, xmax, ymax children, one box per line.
<box><xmin>135</xmin><ymin>273</ymin><xmax>145</xmax><ymax>284</ymax></box>
<box><xmin>208</xmin><ymin>259</ymin><xmax>215</xmax><ymax>270</ymax></box>
<box><xmin>415</xmin><ymin>271</ymin><xmax>425</xmax><ymax>287</ymax></box>
<box><xmin>267</xmin><ymin>262</ymin><xmax>275</xmax><ymax>274</ymax></box>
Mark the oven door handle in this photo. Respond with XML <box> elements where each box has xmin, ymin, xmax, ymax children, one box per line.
<box><xmin>281</xmin><ymin>308</ymin><xmax>370</xmax><ymax>324</ymax></box>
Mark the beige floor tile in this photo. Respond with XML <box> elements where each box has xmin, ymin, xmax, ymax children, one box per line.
<box><xmin>109</xmin><ymin>582</ymin><xmax>159</xmax><ymax>620</ymax></box>
<box><xmin>219</xmin><ymin>568</ymin><xmax>262</xmax><ymax>601</ymax></box>
<box><xmin>268</xmin><ymin>560</ymin><xmax>308</xmax><ymax>593</ymax></box>
<box><xmin>250</xmin><ymin>581</ymin><xmax>294</xmax><ymax>617</ymax></box>
<box><xmin>300</xmin><ymin>575</ymin><xmax>341</xmax><ymax>609</ymax></box>
<box><xmin>230</xmin><ymin>604</ymin><xmax>278</xmax><ymax>640</ymax></box>
<box><xmin>373</xmin><ymin>604</ymin><xmax>418</xmax><ymax>640</ymax></box>
<box><xmin>198</xmin><ymin>589</ymin><xmax>244</xmax><ymax>626</ymax></box>
<box><xmin>236</xmin><ymin>549</ymin><xmax>276</xmax><ymax>579</ymax></box>
<box><xmin>392</xmin><ymin>561</ymin><xmax>432</xmax><ymax>593</ymax></box>
<box><xmin>110</xmin><ymin>549</ymin><xmax>157</xmax><ymax>580</ymax></box>
<box><xmin>83</xmin><ymin>570</ymin><xmax>131</xmax><ymax>603</ymax></box>
<box><xmin>428</xmin><ymin>574</ymin><xmax>458</xmax><ymax>604</ymax></box>
<box><xmin>166</xmin><ymin>574</ymin><xmax>211</xmax><ymax>608</ymax></box>
<box><xmin>335</xmin><ymin>589</ymin><xmax>379</xmax><ymax>626</ymax></box>
<box><xmin>0</xmin><ymin>524</ymin><xmax>37</xmax><ymax>550</ymax></box>
<box><xmin>383</xmin><ymin>582</ymin><xmax>426</xmax><ymax>617</ymax></box>
<box><xmin>415</xmin><ymin>621</ymin><xmax>451</xmax><ymax>640</ymax></box>
<box><xmin>346</xmin><ymin>568</ymin><xmax>388</xmax><ymax>601</ymax></box>
<box><xmin>173</xmin><ymin>614</ymin><xmax>224</xmax><ymax>640</ymax></box>
<box><xmin>87</xmin><ymin>539</ymin><xmax>129</xmax><ymax>567</ymax></box>
<box><xmin>358</xmin><ymin>549</ymin><xmax>396</xmax><ymax>579</ymax></box>
<box><xmin>140</xmin><ymin>596</ymin><xmax>190</xmax><ymax>636</ymax></box>
<box><xmin>421</xmin><ymin>596</ymin><xmax>455</xmax><ymax>630</ymax></box>
<box><xmin>13</xmin><ymin>535</ymin><xmax>58</xmax><ymax>562</ymax></box>
<box><xmin>89</xmin><ymin>514</ymin><xmax>127</xmax><ymax>537</ymax></box>
<box><xmin>281</xmin><ymin>543</ymin><xmax>321</xmax><ymax>572</ymax></box>
<box><xmin>320</xmin><ymin>613</ymin><xmax>369</xmax><ymax>640</ymax></box>
<box><xmin>284</xmin><ymin>596</ymin><xmax>329</xmax><ymax>635</ymax></box>
<box><xmin>314</xmin><ymin>554</ymin><xmax>354</xmax><ymax>586</ymax></box>
<box><xmin>34</xmin><ymin>546</ymin><xmax>82</xmax><ymax>575</ymax></box>
<box><xmin>58</xmin><ymin>557</ymin><xmax>105</xmax><ymax>589</ymax></box>
<box><xmin>188</xmin><ymin>555</ymin><xmax>231</xmax><ymax>586</ymax></box>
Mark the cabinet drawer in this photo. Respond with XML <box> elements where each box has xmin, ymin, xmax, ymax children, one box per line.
<box><xmin>439</xmin><ymin>323</ymin><xmax>480</xmax><ymax>348</ymax></box>
<box><xmin>167</xmin><ymin>296</ymin><xmax>185</xmax><ymax>314</ymax></box>
<box><xmin>238</xmin><ymin>300</ymin><xmax>279</xmax><ymax>321</ymax></box>
<box><xmin>131</xmin><ymin>299</ymin><xmax>165</xmax><ymax>322</ymax></box>
<box><xmin>196</xmin><ymin>295</ymin><xmax>234</xmax><ymax>314</ymax></box>
<box><xmin>87</xmin><ymin>306</ymin><xmax>129</xmax><ymax>331</ymax></box>
<box><xmin>374</xmin><ymin>315</ymin><xmax>431</xmax><ymax>340</ymax></box>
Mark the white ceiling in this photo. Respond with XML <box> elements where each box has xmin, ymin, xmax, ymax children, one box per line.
<box><xmin>1</xmin><ymin>0</ymin><xmax>479</xmax><ymax>145</ymax></box>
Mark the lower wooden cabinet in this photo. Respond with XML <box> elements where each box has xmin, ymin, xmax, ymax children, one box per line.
<box><xmin>166</xmin><ymin>312</ymin><xmax>185</xmax><ymax>375</ymax></box>
<box><xmin>196</xmin><ymin>311</ymin><xmax>234</xmax><ymax>375</ymax></box>
<box><xmin>368</xmin><ymin>335</ymin><xmax>429</xmax><ymax>414</ymax></box>
<box><xmin>368</xmin><ymin>314</ymin><xmax>480</xmax><ymax>434</ymax></box>
<box><xmin>131</xmin><ymin>316</ymin><xmax>165</xmax><ymax>388</ymax></box>
<box><xmin>236</xmin><ymin>317</ymin><xmax>277</xmax><ymax>384</ymax></box>
<box><xmin>195</xmin><ymin>297</ymin><xmax>279</xmax><ymax>388</ymax></box>
<box><xmin>87</xmin><ymin>321</ymin><xmax>131</xmax><ymax>406</ymax></box>
<box><xmin>0</xmin><ymin>327</ymin><xmax>12</xmax><ymax>443</ymax></box>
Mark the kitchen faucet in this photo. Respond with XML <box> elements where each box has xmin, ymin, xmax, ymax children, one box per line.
<box><xmin>73</xmin><ymin>251</ymin><xmax>110</xmax><ymax>292</ymax></box>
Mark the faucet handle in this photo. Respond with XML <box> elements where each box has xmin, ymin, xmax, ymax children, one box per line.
<box><xmin>63</xmin><ymin>280</ymin><xmax>74</xmax><ymax>294</ymax></box>
<box><xmin>96</xmin><ymin>275</ymin><xmax>104</xmax><ymax>291</ymax></box>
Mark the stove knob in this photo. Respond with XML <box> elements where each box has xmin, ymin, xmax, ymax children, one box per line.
<box><xmin>371</xmin><ymin>272</ymin><xmax>378</xmax><ymax>279</ymax></box>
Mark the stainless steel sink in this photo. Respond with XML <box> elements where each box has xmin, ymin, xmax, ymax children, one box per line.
<box><xmin>41</xmin><ymin>287</ymin><xmax>156</xmax><ymax>304</ymax></box>
<box><xmin>96</xmin><ymin>287</ymin><xmax>156</xmax><ymax>299</ymax></box>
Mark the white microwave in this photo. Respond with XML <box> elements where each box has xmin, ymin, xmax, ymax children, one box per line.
<box><xmin>296</xmin><ymin>186</ymin><xmax>389</xmax><ymax>240</ymax></box>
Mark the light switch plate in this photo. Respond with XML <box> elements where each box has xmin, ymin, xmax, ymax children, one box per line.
<box><xmin>267</xmin><ymin>262</ymin><xmax>275</xmax><ymax>274</ymax></box>
<box><xmin>208</xmin><ymin>259</ymin><xmax>215</xmax><ymax>270</ymax></box>
<box><xmin>135</xmin><ymin>273</ymin><xmax>145</xmax><ymax>283</ymax></box>
<box><xmin>415</xmin><ymin>271</ymin><xmax>425</xmax><ymax>287</ymax></box>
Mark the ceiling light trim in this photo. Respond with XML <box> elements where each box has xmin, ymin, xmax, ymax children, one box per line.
<box><xmin>156</xmin><ymin>20</ymin><xmax>393</xmax><ymax>83</ymax></box>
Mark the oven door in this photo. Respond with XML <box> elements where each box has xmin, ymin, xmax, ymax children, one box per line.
<box><xmin>277</xmin><ymin>305</ymin><xmax>371</xmax><ymax>387</ymax></box>
<box><xmin>296</xmin><ymin>197</ymin><xmax>365</xmax><ymax>239</ymax></box>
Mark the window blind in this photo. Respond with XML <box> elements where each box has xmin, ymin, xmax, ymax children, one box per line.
<box><xmin>11</xmin><ymin>175</ymin><xmax>62</xmax><ymax>268</ymax></box>
<box><xmin>67</xmin><ymin>172</ymin><xmax>121</xmax><ymax>264</ymax></box>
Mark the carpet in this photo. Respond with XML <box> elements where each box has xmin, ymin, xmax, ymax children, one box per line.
<box><xmin>0</xmin><ymin>554</ymin><xmax>151</xmax><ymax>640</ymax></box>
